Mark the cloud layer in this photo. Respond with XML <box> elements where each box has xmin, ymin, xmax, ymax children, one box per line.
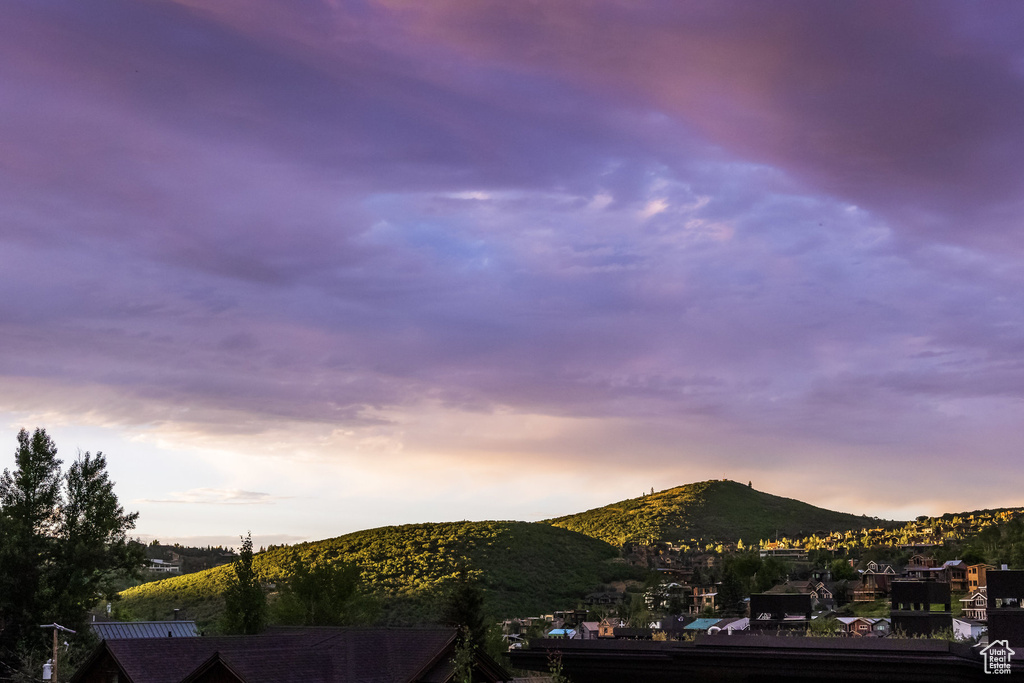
<box><xmin>2</xmin><ymin>1</ymin><xmax>1024</xmax><ymax>536</ymax></box>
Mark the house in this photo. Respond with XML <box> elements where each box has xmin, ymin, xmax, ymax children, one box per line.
<box><xmin>809</xmin><ymin>581</ymin><xmax>837</xmax><ymax>610</ymax></box>
<box><xmin>908</xmin><ymin>554</ymin><xmax>937</xmax><ymax>568</ymax></box>
<box><xmin>836</xmin><ymin>616</ymin><xmax>874</xmax><ymax>637</ymax></box>
<box><xmin>758</xmin><ymin>548</ymin><xmax>809</xmax><ymax>562</ymax></box>
<box><xmin>146</xmin><ymin>559</ymin><xmax>182</xmax><ymax>573</ymax></box>
<box><xmin>952</xmin><ymin>617</ymin><xmax>986</xmax><ymax>641</ymax></box>
<box><xmin>941</xmin><ymin>560</ymin><xmax>968</xmax><ymax>592</ymax></box>
<box><xmin>577</xmin><ymin>621</ymin><xmax>600</xmax><ymax>640</ymax></box>
<box><xmin>862</xmin><ymin>561</ymin><xmax>897</xmax><ymax>575</ymax></box>
<box><xmin>71</xmin><ymin>627</ymin><xmax>511</xmax><ymax>683</ymax></box>
<box><xmin>968</xmin><ymin>563</ymin><xmax>996</xmax><ymax>592</ymax></box>
<box><xmin>871</xmin><ymin>617</ymin><xmax>891</xmax><ymax>636</ymax></box>
<box><xmin>598</xmin><ymin>617</ymin><xmax>624</xmax><ymax>638</ymax></box>
<box><xmin>834</xmin><ymin>616</ymin><xmax>888</xmax><ymax>637</ymax></box>
<box><xmin>961</xmin><ymin>588</ymin><xmax>988</xmax><ymax>621</ymax></box>
<box><xmin>649</xmin><ymin>616</ymin><xmax>689</xmax><ymax>638</ymax></box>
<box><xmin>584</xmin><ymin>591</ymin><xmax>624</xmax><ymax>606</ymax></box>
<box><xmin>689</xmin><ymin>586</ymin><xmax>718</xmax><ymax>615</ymax></box>
<box><xmin>854</xmin><ymin>562</ymin><xmax>898</xmax><ymax>602</ymax></box>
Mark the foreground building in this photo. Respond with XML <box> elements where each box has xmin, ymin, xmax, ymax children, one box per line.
<box><xmin>72</xmin><ymin>627</ymin><xmax>510</xmax><ymax>683</ymax></box>
<box><xmin>512</xmin><ymin>634</ymin><xmax>1019</xmax><ymax>681</ymax></box>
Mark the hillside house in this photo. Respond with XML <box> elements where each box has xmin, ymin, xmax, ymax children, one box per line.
<box><xmin>689</xmin><ymin>586</ymin><xmax>718</xmax><ymax>615</ymax></box>
<box><xmin>942</xmin><ymin>560</ymin><xmax>968</xmax><ymax>592</ymax></box>
<box><xmin>598</xmin><ymin>617</ymin><xmax>624</xmax><ymax>638</ymax></box>
<box><xmin>146</xmin><ymin>558</ymin><xmax>181</xmax><ymax>573</ymax></box>
<box><xmin>758</xmin><ymin>548</ymin><xmax>809</xmax><ymax>562</ymax></box>
<box><xmin>968</xmin><ymin>563</ymin><xmax>996</xmax><ymax>591</ymax></box>
<box><xmin>908</xmin><ymin>554</ymin><xmax>937</xmax><ymax>568</ymax></box>
<box><xmin>854</xmin><ymin>562</ymin><xmax>898</xmax><ymax>602</ymax></box>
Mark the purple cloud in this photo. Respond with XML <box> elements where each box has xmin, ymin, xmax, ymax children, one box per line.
<box><xmin>2</xmin><ymin>0</ymin><xmax>1024</xmax><ymax>529</ymax></box>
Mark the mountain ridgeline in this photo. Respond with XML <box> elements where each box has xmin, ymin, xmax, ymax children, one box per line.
<box><xmin>545</xmin><ymin>479</ymin><xmax>889</xmax><ymax>546</ymax></box>
<box><xmin>118</xmin><ymin>481</ymin><xmax>892</xmax><ymax>629</ymax></box>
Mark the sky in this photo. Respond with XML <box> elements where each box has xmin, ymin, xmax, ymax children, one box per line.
<box><xmin>3</xmin><ymin>0</ymin><xmax>1024</xmax><ymax>547</ymax></box>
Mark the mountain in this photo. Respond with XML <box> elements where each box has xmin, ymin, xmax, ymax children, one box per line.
<box><xmin>545</xmin><ymin>479</ymin><xmax>890</xmax><ymax>545</ymax></box>
<box><xmin>118</xmin><ymin>520</ymin><xmax>634</xmax><ymax>629</ymax></box>
<box><xmin>118</xmin><ymin>481</ymin><xmax>897</xmax><ymax>629</ymax></box>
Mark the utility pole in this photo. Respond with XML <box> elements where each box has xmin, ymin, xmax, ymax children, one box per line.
<box><xmin>39</xmin><ymin>623</ymin><xmax>76</xmax><ymax>682</ymax></box>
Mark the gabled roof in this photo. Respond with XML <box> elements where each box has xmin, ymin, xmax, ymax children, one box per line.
<box><xmin>72</xmin><ymin>627</ymin><xmax>509</xmax><ymax>683</ymax></box>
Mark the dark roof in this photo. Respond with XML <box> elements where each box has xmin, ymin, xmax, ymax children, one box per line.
<box><xmin>90</xmin><ymin>620</ymin><xmax>200</xmax><ymax>639</ymax></box>
<box><xmin>514</xmin><ymin>635</ymin><xmax>987</xmax><ymax>683</ymax></box>
<box><xmin>73</xmin><ymin>627</ymin><xmax>510</xmax><ymax>683</ymax></box>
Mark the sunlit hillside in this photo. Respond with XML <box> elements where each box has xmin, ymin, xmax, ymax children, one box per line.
<box><xmin>118</xmin><ymin>521</ymin><xmax>633</xmax><ymax>630</ymax></box>
<box><xmin>546</xmin><ymin>479</ymin><xmax>890</xmax><ymax>546</ymax></box>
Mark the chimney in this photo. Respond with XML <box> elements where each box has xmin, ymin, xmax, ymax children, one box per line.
<box><xmin>173</xmin><ymin>609</ymin><xmax>180</xmax><ymax>620</ymax></box>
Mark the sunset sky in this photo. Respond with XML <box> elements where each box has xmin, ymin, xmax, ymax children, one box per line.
<box><xmin>4</xmin><ymin>1</ymin><xmax>1024</xmax><ymax>547</ymax></box>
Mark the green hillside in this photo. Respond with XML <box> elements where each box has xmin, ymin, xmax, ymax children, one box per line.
<box><xmin>118</xmin><ymin>521</ymin><xmax>629</xmax><ymax>630</ymax></box>
<box><xmin>546</xmin><ymin>479</ymin><xmax>889</xmax><ymax>546</ymax></box>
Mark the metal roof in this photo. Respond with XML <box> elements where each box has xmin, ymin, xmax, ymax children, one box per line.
<box><xmin>684</xmin><ymin>618</ymin><xmax>720</xmax><ymax>630</ymax></box>
<box><xmin>90</xmin><ymin>620</ymin><xmax>199</xmax><ymax>639</ymax></box>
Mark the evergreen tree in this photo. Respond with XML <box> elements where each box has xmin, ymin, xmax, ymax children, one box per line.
<box><xmin>223</xmin><ymin>532</ymin><xmax>267</xmax><ymax>634</ymax></box>
<box><xmin>0</xmin><ymin>429</ymin><xmax>62</xmax><ymax>659</ymax></box>
<box><xmin>442</xmin><ymin>564</ymin><xmax>486</xmax><ymax>652</ymax></box>
<box><xmin>0</xmin><ymin>428</ymin><xmax>142</xmax><ymax>667</ymax></box>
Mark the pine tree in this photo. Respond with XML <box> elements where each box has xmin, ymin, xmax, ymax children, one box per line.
<box><xmin>222</xmin><ymin>532</ymin><xmax>267</xmax><ymax>634</ymax></box>
<box><xmin>0</xmin><ymin>428</ymin><xmax>142</xmax><ymax>666</ymax></box>
<box><xmin>442</xmin><ymin>564</ymin><xmax>486</xmax><ymax>652</ymax></box>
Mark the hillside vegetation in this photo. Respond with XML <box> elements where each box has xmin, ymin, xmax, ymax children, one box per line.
<box><xmin>118</xmin><ymin>521</ymin><xmax>629</xmax><ymax>630</ymax></box>
<box><xmin>546</xmin><ymin>480</ymin><xmax>888</xmax><ymax>546</ymax></box>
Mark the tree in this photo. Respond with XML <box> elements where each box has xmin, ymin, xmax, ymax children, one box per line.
<box><xmin>451</xmin><ymin>626</ymin><xmax>475</xmax><ymax>683</ymax></box>
<box><xmin>54</xmin><ymin>452</ymin><xmax>141</xmax><ymax>621</ymax></box>
<box><xmin>273</xmin><ymin>556</ymin><xmax>370</xmax><ymax>626</ymax></box>
<box><xmin>829</xmin><ymin>558</ymin><xmax>858</xmax><ymax>581</ymax></box>
<box><xmin>0</xmin><ymin>429</ymin><xmax>62</xmax><ymax>659</ymax></box>
<box><xmin>0</xmin><ymin>428</ymin><xmax>142</xmax><ymax>667</ymax></box>
<box><xmin>442</xmin><ymin>564</ymin><xmax>486</xmax><ymax>652</ymax></box>
<box><xmin>222</xmin><ymin>532</ymin><xmax>267</xmax><ymax>634</ymax></box>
